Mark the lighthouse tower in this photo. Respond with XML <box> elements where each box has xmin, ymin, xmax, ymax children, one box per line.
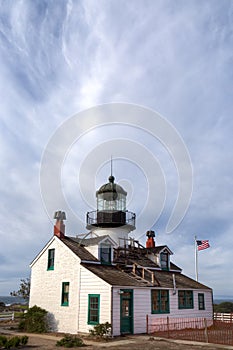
<box><xmin>86</xmin><ymin>174</ymin><xmax>136</xmax><ymax>246</ymax></box>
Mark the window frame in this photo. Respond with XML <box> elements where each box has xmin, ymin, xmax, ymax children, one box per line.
<box><xmin>198</xmin><ymin>293</ymin><xmax>205</xmax><ymax>310</ymax></box>
<box><xmin>178</xmin><ymin>290</ymin><xmax>194</xmax><ymax>309</ymax></box>
<box><xmin>160</xmin><ymin>251</ymin><xmax>169</xmax><ymax>270</ymax></box>
<box><xmin>100</xmin><ymin>244</ymin><xmax>111</xmax><ymax>265</ymax></box>
<box><xmin>151</xmin><ymin>289</ymin><xmax>170</xmax><ymax>314</ymax></box>
<box><xmin>47</xmin><ymin>248</ymin><xmax>55</xmax><ymax>270</ymax></box>
<box><xmin>61</xmin><ymin>282</ymin><xmax>69</xmax><ymax>306</ymax></box>
<box><xmin>88</xmin><ymin>294</ymin><xmax>100</xmax><ymax>325</ymax></box>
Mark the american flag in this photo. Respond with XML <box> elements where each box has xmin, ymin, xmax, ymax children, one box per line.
<box><xmin>196</xmin><ymin>240</ymin><xmax>210</xmax><ymax>251</ymax></box>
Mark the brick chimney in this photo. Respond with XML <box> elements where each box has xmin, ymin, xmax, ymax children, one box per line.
<box><xmin>54</xmin><ymin>211</ymin><xmax>66</xmax><ymax>238</ymax></box>
<box><xmin>146</xmin><ymin>230</ymin><xmax>155</xmax><ymax>248</ymax></box>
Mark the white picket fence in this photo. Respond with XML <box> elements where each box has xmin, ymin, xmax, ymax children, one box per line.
<box><xmin>0</xmin><ymin>312</ymin><xmax>14</xmax><ymax>321</ymax></box>
<box><xmin>214</xmin><ymin>312</ymin><xmax>233</xmax><ymax>323</ymax></box>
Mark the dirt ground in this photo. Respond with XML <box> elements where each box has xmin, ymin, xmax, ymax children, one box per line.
<box><xmin>1</xmin><ymin>322</ymin><xmax>233</xmax><ymax>350</ymax></box>
<box><xmin>22</xmin><ymin>335</ymin><xmax>233</xmax><ymax>350</ymax></box>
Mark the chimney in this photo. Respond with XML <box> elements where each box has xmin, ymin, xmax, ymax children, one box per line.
<box><xmin>146</xmin><ymin>230</ymin><xmax>155</xmax><ymax>248</ymax></box>
<box><xmin>54</xmin><ymin>211</ymin><xmax>66</xmax><ymax>238</ymax></box>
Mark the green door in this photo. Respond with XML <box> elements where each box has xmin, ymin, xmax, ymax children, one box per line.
<box><xmin>120</xmin><ymin>289</ymin><xmax>133</xmax><ymax>334</ymax></box>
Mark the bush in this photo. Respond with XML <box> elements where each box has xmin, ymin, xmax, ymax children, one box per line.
<box><xmin>21</xmin><ymin>335</ymin><xmax>29</xmax><ymax>345</ymax></box>
<box><xmin>56</xmin><ymin>334</ymin><xmax>84</xmax><ymax>348</ymax></box>
<box><xmin>5</xmin><ymin>336</ymin><xmax>20</xmax><ymax>349</ymax></box>
<box><xmin>18</xmin><ymin>305</ymin><xmax>48</xmax><ymax>333</ymax></box>
<box><xmin>0</xmin><ymin>335</ymin><xmax>28</xmax><ymax>349</ymax></box>
<box><xmin>89</xmin><ymin>322</ymin><xmax>111</xmax><ymax>338</ymax></box>
<box><xmin>0</xmin><ymin>335</ymin><xmax>7</xmax><ymax>347</ymax></box>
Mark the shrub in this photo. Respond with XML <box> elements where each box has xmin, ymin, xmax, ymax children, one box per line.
<box><xmin>21</xmin><ymin>335</ymin><xmax>29</xmax><ymax>345</ymax></box>
<box><xmin>0</xmin><ymin>335</ymin><xmax>7</xmax><ymax>347</ymax></box>
<box><xmin>18</xmin><ymin>305</ymin><xmax>48</xmax><ymax>333</ymax></box>
<box><xmin>56</xmin><ymin>334</ymin><xmax>84</xmax><ymax>348</ymax></box>
<box><xmin>5</xmin><ymin>336</ymin><xmax>20</xmax><ymax>349</ymax></box>
<box><xmin>89</xmin><ymin>322</ymin><xmax>111</xmax><ymax>338</ymax></box>
<box><xmin>0</xmin><ymin>335</ymin><xmax>28</xmax><ymax>349</ymax></box>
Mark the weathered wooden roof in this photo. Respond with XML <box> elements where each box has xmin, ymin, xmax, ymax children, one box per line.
<box><xmin>153</xmin><ymin>270</ymin><xmax>211</xmax><ymax>290</ymax></box>
<box><xmin>81</xmin><ymin>262</ymin><xmax>211</xmax><ymax>290</ymax></box>
<box><xmin>60</xmin><ymin>236</ymin><xmax>210</xmax><ymax>290</ymax></box>
<box><xmin>61</xmin><ymin>237</ymin><xmax>99</xmax><ymax>261</ymax></box>
<box><xmin>147</xmin><ymin>245</ymin><xmax>173</xmax><ymax>255</ymax></box>
<box><xmin>71</xmin><ymin>235</ymin><xmax>114</xmax><ymax>246</ymax></box>
<box><xmin>81</xmin><ymin>263</ymin><xmax>148</xmax><ymax>287</ymax></box>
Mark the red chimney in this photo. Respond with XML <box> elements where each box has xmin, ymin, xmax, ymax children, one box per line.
<box><xmin>146</xmin><ymin>230</ymin><xmax>155</xmax><ymax>248</ymax></box>
<box><xmin>54</xmin><ymin>211</ymin><xmax>66</xmax><ymax>238</ymax></box>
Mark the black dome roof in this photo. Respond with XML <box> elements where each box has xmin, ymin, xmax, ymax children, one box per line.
<box><xmin>96</xmin><ymin>176</ymin><xmax>127</xmax><ymax>196</ymax></box>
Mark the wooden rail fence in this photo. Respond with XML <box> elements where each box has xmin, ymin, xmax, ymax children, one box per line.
<box><xmin>214</xmin><ymin>312</ymin><xmax>233</xmax><ymax>322</ymax></box>
<box><xmin>0</xmin><ymin>312</ymin><xmax>14</xmax><ymax>321</ymax></box>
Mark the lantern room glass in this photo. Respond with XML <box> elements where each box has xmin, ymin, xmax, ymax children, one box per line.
<box><xmin>97</xmin><ymin>192</ymin><xmax>126</xmax><ymax>211</ymax></box>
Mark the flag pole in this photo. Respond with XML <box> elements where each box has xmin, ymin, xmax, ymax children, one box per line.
<box><xmin>194</xmin><ymin>235</ymin><xmax>198</xmax><ymax>281</ymax></box>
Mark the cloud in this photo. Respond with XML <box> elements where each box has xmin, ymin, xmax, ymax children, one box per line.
<box><xmin>0</xmin><ymin>0</ymin><xmax>232</xmax><ymax>297</ymax></box>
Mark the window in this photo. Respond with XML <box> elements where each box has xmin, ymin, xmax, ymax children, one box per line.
<box><xmin>160</xmin><ymin>252</ymin><xmax>169</xmax><ymax>270</ymax></box>
<box><xmin>151</xmin><ymin>290</ymin><xmax>169</xmax><ymax>314</ymax></box>
<box><xmin>100</xmin><ymin>244</ymin><xmax>111</xmax><ymax>264</ymax></box>
<box><xmin>88</xmin><ymin>294</ymin><xmax>100</xmax><ymax>324</ymax></box>
<box><xmin>47</xmin><ymin>249</ymin><xmax>55</xmax><ymax>270</ymax></box>
<box><xmin>178</xmin><ymin>290</ymin><xmax>193</xmax><ymax>309</ymax></box>
<box><xmin>198</xmin><ymin>293</ymin><xmax>205</xmax><ymax>310</ymax></box>
<box><xmin>61</xmin><ymin>282</ymin><xmax>69</xmax><ymax>306</ymax></box>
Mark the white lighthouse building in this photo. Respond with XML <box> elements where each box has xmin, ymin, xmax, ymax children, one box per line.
<box><xmin>29</xmin><ymin>173</ymin><xmax>213</xmax><ymax>335</ymax></box>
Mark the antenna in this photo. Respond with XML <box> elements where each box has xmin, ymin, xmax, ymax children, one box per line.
<box><xmin>110</xmin><ymin>155</ymin><xmax>113</xmax><ymax>176</ymax></box>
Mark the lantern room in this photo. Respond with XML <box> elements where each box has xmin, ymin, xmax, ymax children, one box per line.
<box><xmin>86</xmin><ymin>175</ymin><xmax>135</xmax><ymax>230</ymax></box>
<box><xmin>97</xmin><ymin>175</ymin><xmax>126</xmax><ymax>211</ymax></box>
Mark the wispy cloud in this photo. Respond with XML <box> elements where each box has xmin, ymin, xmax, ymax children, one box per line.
<box><xmin>0</xmin><ymin>0</ymin><xmax>232</xmax><ymax>296</ymax></box>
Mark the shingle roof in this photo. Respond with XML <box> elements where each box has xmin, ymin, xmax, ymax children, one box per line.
<box><xmin>81</xmin><ymin>263</ymin><xmax>146</xmax><ymax>287</ymax></box>
<box><xmin>153</xmin><ymin>270</ymin><xmax>211</xmax><ymax>290</ymax></box>
<box><xmin>81</xmin><ymin>263</ymin><xmax>211</xmax><ymax>290</ymax></box>
<box><xmin>147</xmin><ymin>245</ymin><xmax>173</xmax><ymax>255</ymax></box>
<box><xmin>71</xmin><ymin>235</ymin><xmax>111</xmax><ymax>246</ymax></box>
<box><xmin>60</xmin><ymin>236</ymin><xmax>210</xmax><ymax>290</ymax></box>
<box><xmin>170</xmin><ymin>262</ymin><xmax>182</xmax><ymax>271</ymax></box>
<box><xmin>61</xmin><ymin>237</ymin><xmax>99</xmax><ymax>261</ymax></box>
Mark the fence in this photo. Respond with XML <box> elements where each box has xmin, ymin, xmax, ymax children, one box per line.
<box><xmin>0</xmin><ymin>312</ymin><xmax>14</xmax><ymax>321</ymax></box>
<box><xmin>214</xmin><ymin>312</ymin><xmax>233</xmax><ymax>322</ymax></box>
<box><xmin>147</xmin><ymin>316</ymin><xmax>233</xmax><ymax>346</ymax></box>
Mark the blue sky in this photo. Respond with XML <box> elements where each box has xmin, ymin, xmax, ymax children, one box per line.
<box><xmin>0</xmin><ymin>0</ymin><xmax>233</xmax><ymax>297</ymax></box>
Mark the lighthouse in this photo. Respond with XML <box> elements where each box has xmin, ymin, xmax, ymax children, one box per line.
<box><xmin>86</xmin><ymin>174</ymin><xmax>136</xmax><ymax>245</ymax></box>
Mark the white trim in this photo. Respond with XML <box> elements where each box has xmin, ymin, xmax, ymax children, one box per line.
<box><xmin>30</xmin><ymin>236</ymin><xmax>82</xmax><ymax>267</ymax></box>
<box><xmin>30</xmin><ymin>236</ymin><xmax>56</xmax><ymax>267</ymax></box>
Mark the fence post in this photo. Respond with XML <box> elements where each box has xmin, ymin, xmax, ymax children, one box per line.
<box><xmin>167</xmin><ymin>316</ymin><xmax>170</xmax><ymax>338</ymax></box>
<box><xmin>11</xmin><ymin>312</ymin><xmax>14</xmax><ymax>321</ymax></box>
<box><xmin>146</xmin><ymin>314</ymin><xmax>149</xmax><ymax>334</ymax></box>
<box><xmin>204</xmin><ymin>318</ymin><xmax>208</xmax><ymax>343</ymax></box>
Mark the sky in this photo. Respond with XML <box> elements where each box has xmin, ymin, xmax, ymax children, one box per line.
<box><xmin>0</xmin><ymin>0</ymin><xmax>233</xmax><ymax>298</ymax></box>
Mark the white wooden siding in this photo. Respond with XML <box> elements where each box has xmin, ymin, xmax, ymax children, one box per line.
<box><xmin>112</xmin><ymin>287</ymin><xmax>213</xmax><ymax>336</ymax></box>
<box><xmin>29</xmin><ymin>237</ymin><xmax>80</xmax><ymax>334</ymax></box>
<box><xmin>78</xmin><ymin>266</ymin><xmax>111</xmax><ymax>334</ymax></box>
<box><xmin>30</xmin><ymin>236</ymin><xmax>213</xmax><ymax>336</ymax></box>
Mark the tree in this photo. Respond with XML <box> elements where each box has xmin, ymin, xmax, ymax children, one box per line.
<box><xmin>214</xmin><ymin>302</ymin><xmax>233</xmax><ymax>313</ymax></box>
<box><xmin>10</xmin><ymin>278</ymin><xmax>30</xmax><ymax>301</ymax></box>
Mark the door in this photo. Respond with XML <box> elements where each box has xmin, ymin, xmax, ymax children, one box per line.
<box><xmin>120</xmin><ymin>289</ymin><xmax>133</xmax><ymax>334</ymax></box>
